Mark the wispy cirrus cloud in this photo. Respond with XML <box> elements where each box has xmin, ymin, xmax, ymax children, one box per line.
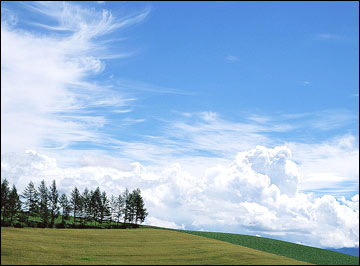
<box><xmin>287</xmin><ymin>135</ymin><xmax>359</xmax><ymax>197</ymax></box>
<box><xmin>1</xmin><ymin>2</ymin><xmax>149</xmax><ymax>153</ymax></box>
<box><xmin>161</xmin><ymin>110</ymin><xmax>356</xmax><ymax>157</ymax></box>
<box><xmin>115</xmin><ymin>79</ymin><xmax>196</xmax><ymax>96</ymax></box>
<box><xmin>225</xmin><ymin>55</ymin><xmax>239</xmax><ymax>62</ymax></box>
<box><xmin>99</xmin><ymin>110</ymin><xmax>359</xmax><ymax>198</ymax></box>
<box><xmin>296</xmin><ymin>80</ymin><xmax>311</xmax><ymax>86</ymax></box>
<box><xmin>24</xmin><ymin>2</ymin><xmax>150</xmax><ymax>36</ymax></box>
<box><xmin>315</xmin><ymin>33</ymin><xmax>346</xmax><ymax>41</ymax></box>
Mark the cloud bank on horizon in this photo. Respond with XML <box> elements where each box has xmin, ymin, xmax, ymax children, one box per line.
<box><xmin>1</xmin><ymin>1</ymin><xmax>358</xmax><ymax>249</ymax></box>
<box><xmin>1</xmin><ymin>146</ymin><xmax>358</xmax><ymax>249</ymax></box>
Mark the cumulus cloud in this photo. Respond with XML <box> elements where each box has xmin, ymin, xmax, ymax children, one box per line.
<box><xmin>2</xmin><ymin>146</ymin><xmax>358</xmax><ymax>249</ymax></box>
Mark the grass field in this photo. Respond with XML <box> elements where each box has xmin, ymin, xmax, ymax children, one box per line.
<box><xmin>1</xmin><ymin>227</ymin><xmax>310</xmax><ymax>265</ymax></box>
<box><xmin>178</xmin><ymin>230</ymin><xmax>359</xmax><ymax>265</ymax></box>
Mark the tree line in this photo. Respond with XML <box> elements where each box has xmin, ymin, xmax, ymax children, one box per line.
<box><xmin>1</xmin><ymin>178</ymin><xmax>148</xmax><ymax>228</ymax></box>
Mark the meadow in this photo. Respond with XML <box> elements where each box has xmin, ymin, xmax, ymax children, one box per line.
<box><xmin>178</xmin><ymin>230</ymin><xmax>359</xmax><ymax>265</ymax></box>
<box><xmin>1</xmin><ymin>227</ymin><xmax>310</xmax><ymax>265</ymax></box>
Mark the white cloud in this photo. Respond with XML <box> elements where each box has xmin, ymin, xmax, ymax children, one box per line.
<box><xmin>2</xmin><ymin>146</ymin><xmax>358</xmax><ymax>249</ymax></box>
<box><xmin>161</xmin><ymin>112</ymin><xmax>274</xmax><ymax>158</ymax></box>
<box><xmin>225</xmin><ymin>55</ymin><xmax>239</xmax><ymax>62</ymax></box>
<box><xmin>90</xmin><ymin>112</ymin><xmax>358</xmax><ymax>198</ymax></box>
<box><xmin>1</xmin><ymin>2</ymin><xmax>149</xmax><ymax>153</ymax></box>
<box><xmin>116</xmin><ymin>79</ymin><xmax>194</xmax><ymax>95</ymax></box>
<box><xmin>235</xmin><ymin>145</ymin><xmax>299</xmax><ymax>196</ymax></box>
<box><xmin>297</xmin><ymin>80</ymin><xmax>311</xmax><ymax>86</ymax></box>
<box><xmin>287</xmin><ymin>135</ymin><xmax>359</xmax><ymax>196</ymax></box>
<box><xmin>315</xmin><ymin>33</ymin><xmax>343</xmax><ymax>40</ymax></box>
<box><xmin>146</xmin><ymin>216</ymin><xmax>184</xmax><ymax>229</ymax></box>
<box><xmin>309</xmin><ymin>110</ymin><xmax>357</xmax><ymax>131</ymax></box>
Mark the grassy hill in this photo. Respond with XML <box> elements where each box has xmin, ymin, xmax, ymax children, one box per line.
<box><xmin>176</xmin><ymin>229</ymin><xmax>359</xmax><ymax>265</ymax></box>
<box><xmin>1</xmin><ymin>227</ymin><xmax>310</xmax><ymax>265</ymax></box>
<box><xmin>1</xmin><ymin>226</ymin><xmax>358</xmax><ymax>265</ymax></box>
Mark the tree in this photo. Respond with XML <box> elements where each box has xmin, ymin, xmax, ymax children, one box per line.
<box><xmin>115</xmin><ymin>194</ymin><xmax>125</xmax><ymax>226</ymax></box>
<box><xmin>125</xmin><ymin>190</ymin><xmax>136</xmax><ymax>224</ymax></box>
<box><xmin>59</xmin><ymin>193</ymin><xmax>71</xmax><ymax>223</ymax></box>
<box><xmin>48</xmin><ymin>180</ymin><xmax>59</xmax><ymax>227</ymax></box>
<box><xmin>21</xmin><ymin>181</ymin><xmax>39</xmax><ymax>223</ymax></box>
<box><xmin>1</xmin><ymin>178</ymin><xmax>10</xmax><ymax>221</ymax></box>
<box><xmin>81</xmin><ymin>188</ymin><xmax>91</xmax><ymax>223</ymax></box>
<box><xmin>38</xmin><ymin>180</ymin><xmax>50</xmax><ymax>227</ymax></box>
<box><xmin>110</xmin><ymin>195</ymin><xmax>116</xmax><ymax>224</ymax></box>
<box><xmin>123</xmin><ymin>188</ymin><xmax>130</xmax><ymax>223</ymax></box>
<box><xmin>100</xmin><ymin>191</ymin><xmax>111</xmax><ymax>224</ymax></box>
<box><xmin>133</xmin><ymin>188</ymin><xmax>148</xmax><ymax>225</ymax></box>
<box><xmin>90</xmin><ymin>187</ymin><xmax>102</xmax><ymax>225</ymax></box>
<box><xmin>1</xmin><ymin>179</ymin><xmax>149</xmax><ymax>229</ymax></box>
<box><xmin>70</xmin><ymin>187</ymin><xmax>81</xmax><ymax>225</ymax></box>
<box><xmin>8</xmin><ymin>185</ymin><xmax>22</xmax><ymax>224</ymax></box>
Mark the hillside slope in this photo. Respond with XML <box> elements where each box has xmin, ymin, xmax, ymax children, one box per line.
<box><xmin>1</xmin><ymin>227</ymin><xmax>309</xmax><ymax>265</ymax></box>
<box><xmin>177</xmin><ymin>230</ymin><xmax>359</xmax><ymax>265</ymax></box>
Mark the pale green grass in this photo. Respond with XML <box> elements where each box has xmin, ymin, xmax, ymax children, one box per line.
<box><xmin>1</xmin><ymin>227</ymin><xmax>311</xmax><ymax>265</ymax></box>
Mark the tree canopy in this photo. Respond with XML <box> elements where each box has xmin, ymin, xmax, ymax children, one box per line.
<box><xmin>1</xmin><ymin>178</ymin><xmax>148</xmax><ymax>229</ymax></box>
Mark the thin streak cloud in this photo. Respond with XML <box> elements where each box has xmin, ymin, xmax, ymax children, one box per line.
<box><xmin>1</xmin><ymin>2</ymin><xmax>150</xmax><ymax>153</ymax></box>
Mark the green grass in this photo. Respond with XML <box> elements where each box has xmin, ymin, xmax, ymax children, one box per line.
<box><xmin>176</xmin><ymin>230</ymin><xmax>359</xmax><ymax>265</ymax></box>
<box><xmin>1</xmin><ymin>227</ymin><xmax>310</xmax><ymax>265</ymax></box>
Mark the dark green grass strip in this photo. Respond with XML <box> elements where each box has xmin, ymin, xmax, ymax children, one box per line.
<box><xmin>176</xmin><ymin>230</ymin><xmax>359</xmax><ymax>265</ymax></box>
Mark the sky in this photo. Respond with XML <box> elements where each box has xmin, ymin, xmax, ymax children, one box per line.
<box><xmin>1</xmin><ymin>1</ymin><xmax>359</xmax><ymax>249</ymax></box>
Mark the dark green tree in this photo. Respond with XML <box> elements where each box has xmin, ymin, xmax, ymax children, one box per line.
<box><xmin>1</xmin><ymin>178</ymin><xmax>10</xmax><ymax>221</ymax></box>
<box><xmin>70</xmin><ymin>187</ymin><xmax>81</xmax><ymax>225</ymax></box>
<box><xmin>8</xmin><ymin>185</ymin><xmax>22</xmax><ymax>224</ymax></box>
<box><xmin>38</xmin><ymin>180</ymin><xmax>50</xmax><ymax>227</ymax></box>
<box><xmin>1</xmin><ymin>179</ymin><xmax>149</xmax><ymax>229</ymax></box>
<box><xmin>90</xmin><ymin>187</ymin><xmax>102</xmax><ymax>225</ymax></box>
<box><xmin>81</xmin><ymin>188</ymin><xmax>91</xmax><ymax>223</ymax></box>
<box><xmin>59</xmin><ymin>193</ymin><xmax>71</xmax><ymax>223</ymax></box>
<box><xmin>21</xmin><ymin>181</ymin><xmax>39</xmax><ymax>223</ymax></box>
<box><xmin>133</xmin><ymin>188</ymin><xmax>148</xmax><ymax>225</ymax></box>
<box><xmin>48</xmin><ymin>180</ymin><xmax>59</xmax><ymax>227</ymax></box>
<box><xmin>100</xmin><ymin>191</ymin><xmax>111</xmax><ymax>224</ymax></box>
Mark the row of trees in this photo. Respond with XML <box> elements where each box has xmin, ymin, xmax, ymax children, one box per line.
<box><xmin>1</xmin><ymin>178</ymin><xmax>148</xmax><ymax>228</ymax></box>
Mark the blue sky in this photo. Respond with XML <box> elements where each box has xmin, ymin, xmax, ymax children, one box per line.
<box><xmin>3</xmin><ymin>1</ymin><xmax>358</xmax><ymax>149</ymax></box>
<box><xmin>87</xmin><ymin>1</ymin><xmax>358</xmax><ymax>150</ymax></box>
<box><xmin>113</xmin><ymin>2</ymin><xmax>359</xmax><ymax>113</ymax></box>
<box><xmin>1</xmin><ymin>1</ymin><xmax>359</xmax><ymax>248</ymax></box>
